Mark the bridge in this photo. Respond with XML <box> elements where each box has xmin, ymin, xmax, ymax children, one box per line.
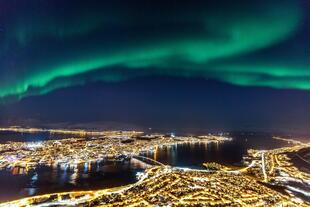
<box><xmin>131</xmin><ymin>155</ymin><xmax>165</xmax><ymax>166</ymax></box>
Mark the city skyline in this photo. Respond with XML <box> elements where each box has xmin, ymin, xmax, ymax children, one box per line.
<box><xmin>0</xmin><ymin>1</ymin><xmax>309</xmax><ymax>206</ymax></box>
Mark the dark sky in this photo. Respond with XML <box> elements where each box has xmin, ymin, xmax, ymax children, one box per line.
<box><xmin>0</xmin><ymin>0</ymin><xmax>310</xmax><ymax>134</ymax></box>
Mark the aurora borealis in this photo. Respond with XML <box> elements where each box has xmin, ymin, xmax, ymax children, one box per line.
<box><xmin>0</xmin><ymin>0</ymin><xmax>310</xmax><ymax>101</ymax></box>
<box><xmin>2</xmin><ymin>1</ymin><xmax>310</xmax><ymax>203</ymax></box>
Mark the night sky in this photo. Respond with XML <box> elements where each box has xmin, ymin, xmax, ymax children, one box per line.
<box><xmin>0</xmin><ymin>0</ymin><xmax>310</xmax><ymax>134</ymax></box>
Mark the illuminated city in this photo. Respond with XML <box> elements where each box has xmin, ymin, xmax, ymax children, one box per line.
<box><xmin>0</xmin><ymin>128</ymin><xmax>309</xmax><ymax>206</ymax></box>
<box><xmin>0</xmin><ymin>127</ymin><xmax>230</xmax><ymax>171</ymax></box>
<box><xmin>1</xmin><ymin>0</ymin><xmax>310</xmax><ymax>206</ymax></box>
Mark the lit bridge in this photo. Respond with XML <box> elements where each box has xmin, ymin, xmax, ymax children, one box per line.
<box><xmin>131</xmin><ymin>155</ymin><xmax>165</xmax><ymax>166</ymax></box>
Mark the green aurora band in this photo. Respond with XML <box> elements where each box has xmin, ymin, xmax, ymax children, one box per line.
<box><xmin>0</xmin><ymin>0</ymin><xmax>308</xmax><ymax>101</ymax></box>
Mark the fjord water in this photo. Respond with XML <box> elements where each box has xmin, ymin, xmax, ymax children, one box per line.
<box><xmin>0</xmin><ymin>130</ymin><xmax>86</xmax><ymax>143</ymax></box>
<box><xmin>142</xmin><ymin>132</ymin><xmax>293</xmax><ymax>168</ymax></box>
<box><xmin>0</xmin><ymin>160</ymin><xmax>145</xmax><ymax>202</ymax></box>
<box><xmin>0</xmin><ymin>131</ymin><xmax>292</xmax><ymax>202</ymax></box>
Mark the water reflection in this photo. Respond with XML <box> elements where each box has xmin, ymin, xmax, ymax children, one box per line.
<box><xmin>0</xmin><ymin>131</ymin><xmax>294</xmax><ymax>202</ymax></box>
<box><xmin>0</xmin><ymin>160</ymin><xmax>145</xmax><ymax>202</ymax></box>
<box><xmin>143</xmin><ymin>141</ymin><xmax>245</xmax><ymax>168</ymax></box>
